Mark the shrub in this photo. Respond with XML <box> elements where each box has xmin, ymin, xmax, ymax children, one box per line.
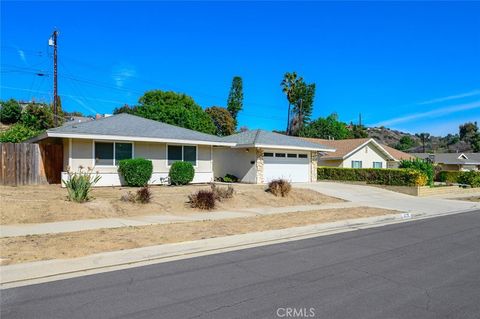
<box><xmin>223</xmin><ymin>174</ymin><xmax>239</xmax><ymax>183</ymax></box>
<box><xmin>0</xmin><ymin>99</ymin><xmax>22</xmax><ymax>124</ymax></box>
<box><xmin>169</xmin><ymin>161</ymin><xmax>195</xmax><ymax>185</ymax></box>
<box><xmin>120</xmin><ymin>191</ymin><xmax>136</xmax><ymax>203</ymax></box>
<box><xmin>210</xmin><ymin>184</ymin><xmax>234</xmax><ymax>201</ymax></box>
<box><xmin>136</xmin><ymin>186</ymin><xmax>152</xmax><ymax>203</ymax></box>
<box><xmin>20</xmin><ymin>103</ymin><xmax>55</xmax><ymax>130</ymax></box>
<box><xmin>317</xmin><ymin>167</ymin><xmax>428</xmax><ymax>186</ymax></box>
<box><xmin>189</xmin><ymin>190</ymin><xmax>216</xmax><ymax>210</ymax></box>
<box><xmin>437</xmin><ymin>171</ymin><xmax>462</xmax><ymax>183</ymax></box>
<box><xmin>118</xmin><ymin>158</ymin><xmax>153</xmax><ymax>187</ymax></box>
<box><xmin>458</xmin><ymin>171</ymin><xmax>480</xmax><ymax>188</ymax></box>
<box><xmin>63</xmin><ymin>168</ymin><xmax>101</xmax><ymax>203</ymax></box>
<box><xmin>0</xmin><ymin>123</ymin><xmax>41</xmax><ymax>143</ymax></box>
<box><xmin>268</xmin><ymin>179</ymin><xmax>292</xmax><ymax>197</ymax></box>
<box><xmin>399</xmin><ymin>158</ymin><xmax>434</xmax><ymax>186</ymax></box>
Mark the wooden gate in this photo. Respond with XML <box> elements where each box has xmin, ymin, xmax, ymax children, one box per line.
<box><xmin>0</xmin><ymin>143</ymin><xmax>63</xmax><ymax>186</ymax></box>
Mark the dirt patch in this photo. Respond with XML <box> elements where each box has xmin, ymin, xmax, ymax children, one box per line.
<box><xmin>0</xmin><ymin>207</ymin><xmax>395</xmax><ymax>265</ymax></box>
<box><xmin>0</xmin><ymin>184</ymin><xmax>343</xmax><ymax>225</ymax></box>
<box><xmin>453</xmin><ymin>196</ymin><xmax>480</xmax><ymax>202</ymax></box>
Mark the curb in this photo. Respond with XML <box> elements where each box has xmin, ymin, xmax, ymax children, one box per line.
<box><xmin>1</xmin><ymin>208</ymin><xmax>478</xmax><ymax>289</ymax></box>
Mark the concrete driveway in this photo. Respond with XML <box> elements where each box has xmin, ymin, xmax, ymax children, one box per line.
<box><xmin>298</xmin><ymin>182</ymin><xmax>480</xmax><ymax>214</ymax></box>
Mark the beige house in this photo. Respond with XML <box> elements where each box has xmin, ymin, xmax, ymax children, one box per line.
<box><xmin>301</xmin><ymin>138</ymin><xmax>415</xmax><ymax>169</ymax></box>
<box><xmin>412</xmin><ymin>153</ymin><xmax>480</xmax><ymax>171</ymax></box>
<box><xmin>30</xmin><ymin>114</ymin><xmax>333</xmax><ymax>186</ymax></box>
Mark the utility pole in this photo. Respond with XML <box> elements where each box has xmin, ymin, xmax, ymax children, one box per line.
<box><xmin>50</xmin><ymin>30</ymin><xmax>58</xmax><ymax>126</ymax></box>
<box><xmin>359</xmin><ymin>113</ymin><xmax>362</xmax><ymax>127</ymax></box>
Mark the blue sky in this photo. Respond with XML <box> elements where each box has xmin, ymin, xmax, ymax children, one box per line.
<box><xmin>1</xmin><ymin>1</ymin><xmax>479</xmax><ymax>136</ymax></box>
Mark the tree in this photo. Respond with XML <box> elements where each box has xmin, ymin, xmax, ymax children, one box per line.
<box><xmin>20</xmin><ymin>103</ymin><xmax>55</xmax><ymax>130</ymax></box>
<box><xmin>0</xmin><ymin>123</ymin><xmax>41</xmax><ymax>143</ymax></box>
<box><xmin>399</xmin><ymin>158</ymin><xmax>434</xmax><ymax>186</ymax></box>
<box><xmin>129</xmin><ymin>90</ymin><xmax>216</xmax><ymax>135</ymax></box>
<box><xmin>395</xmin><ymin>136</ymin><xmax>415</xmax><ymax>151</ymax></box>
<box><xmin>0</xmin><ymin>99</ymin><xmax>22</xmax><ymax>124</ymax></box>
<box><xmin>289</xmin><ymin>82</ymin><xmax>316</xmax><ymax>135</ymax></box>
<box><xmin>113</xmin><ymin>104</ymin><xmax>136</xmax><ymax>115</ymax></box>
<box><xmin>281</xmin><ymin>72</ymin><xmax>303</xmax><ymax>135</ymax></box>
<box><xmin>205</xmin><ymin>106</ymin><xmax>236</xmax><ymax>136</ymax></box>
<box><xmin>226</xmin><ymin>76</ymin><xmax>243</xmax><ymax>126</ymax></box>
<box><xmin>350</xmin><ymin>124</ymin><xmax>368</xmax><ymax>138</ymax></box>
<box><xmin>459</xmin><ymin>122</ymin><xmax>480</xmax><ymax>152</ymax></box>
<box><xmin>416</xmin><ymin>132</ymin><xmax>430</xmax><ymax>153</ymax></box>
<box><xmin>298</xmin><ymin>113</ymin><xmax>352</xmax><ymax>140</ymax></box>
<box><xmin>64</xmin><ymin>111</ymin><xmax>85</xmax><ymax>117</ymax></box>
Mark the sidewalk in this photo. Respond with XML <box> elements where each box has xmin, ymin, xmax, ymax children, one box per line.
<box><xmin>0</xmin><ymin>202</ymin><xmax>360</xmax><ymax>237</ymax></box>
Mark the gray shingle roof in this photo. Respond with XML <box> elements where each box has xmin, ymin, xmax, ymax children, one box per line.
<box><xmin>412</xmin><ymin>153</ymin><xmax>480</xmax><ymax>165</ymax></box>
<box><xmin>222</xmin><ymin>130</ymin><xmax>334</xmax><ymax>151</ymax></box>
<box><xmin>46</xmin><ymin>113</ymin><xmax>230</xmax><ymax>145</ymax></box>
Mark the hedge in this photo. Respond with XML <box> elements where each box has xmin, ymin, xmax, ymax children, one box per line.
<box><xmin>457</xmin><ymin>171</ymin><xmax>480</xmax><ymax>188</ymax></box>
<box><xmin>169</xmin><ymin>161</ymin><xmax>195</xmax><ymax>185</ymax></box>
<box><xmin>317</xmin><ymin>167</ymin><xmax>428</xmax><ymax>186</ymax></box>
<box><xmin>118</xmin><ymin>158</ymin><xmax>153</xmax><ymax>187</ymax></box>
<box><xmin>437</xmin><ymin>170</ymin><xmax>462</xmax><ymax>183</ymax></box>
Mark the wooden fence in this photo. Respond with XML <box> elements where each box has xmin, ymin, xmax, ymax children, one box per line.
<box><xmin>0</xmin><ymin>143</ymin><xmax>63</xmax><ymax>186</ymax></box>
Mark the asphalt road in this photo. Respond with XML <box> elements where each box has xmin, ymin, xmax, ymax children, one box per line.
<box><xmin>2</xmin><ymin>211</ymin><xmax>480</xmax><ymax>319</ymax></box>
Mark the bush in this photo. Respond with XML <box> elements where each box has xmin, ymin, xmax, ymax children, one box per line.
<box><xmin>0</xmin><ymin>123</ymin><xmax>41</xmax><ymax>143</ymax></box>
<box><xmin>122</xmin><ymin>186</ymin><xmax>152</xmax><ymax>203</ymax></box>
<box><xmin>120</xmin><ymin>191</ymin><xmax>136</xmax><ymax>203</ymax></box>
<box><xmin>457</xmin><ymin>171</ymin><xmax>480</xmax><ymax>188</ymax></box>
<box><xmin>169</xmin><ymin>161</ymin><xmax>195</xmax><ymax>185</ymax></box>
<box><xmin>222</xmin><ymin>174</ymin><xmax>239</xmax><ymax>183</ymax></box>
<box><xmin>20</xmin><ymin>103</ymin><xmax>55</xmax><ymax>130</ymax></box>
<box><xmin>210</xmin><ymin>184</ymin><xmax>234</xmax><ymax>201</ymax></box>
<box><xmin>189</xmin><ymin>190</ymin><xmax>216</xmax><ymax>210</ymax></box>
<box><xmin>317</xmin><ymin>167</ymin><xmax>428</xmax><ymax>186</ymax></box>
<box><xmin>0</xmin><ymin>99</ymin><xmax>22</xmax><ymax>124</ymax></box>
<box><xmin>63</xmin><ymin>169</ymin><xmax>101</xmax><ymax>203</ymax></box>
<box><xmin>268</xmin><ymin>179</ymin><xmax>292</xmax><ymax>197</ymax></box>
<box><xmin>399</xmin><ymin>158</ymin><xmax>434</xmax><ymax>186</ymax></box>
<box><xmin>118</xmin><ymin>158</ymin><xmax>153</xmax><ymax>187</ymax></box>
<box><xmin>437</xmin><ymin>171</ymin><xmax>462</xmax><ymax>183</ymax></box>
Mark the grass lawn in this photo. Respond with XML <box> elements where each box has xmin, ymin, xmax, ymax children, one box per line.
<box><xmin>0</xmin><ymin>207</ymin><xmax>395</xmax><ymax>265</ymax></box>
<box><xmin>0</xmin><ymin>184</ymin><xmax>343</xmax><ymax>225</ymax></box>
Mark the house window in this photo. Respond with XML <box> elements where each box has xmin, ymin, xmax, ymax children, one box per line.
<box><xmin>264</xmin><ymin>152</ymin><xmax>274</xmax><ymax>157</ymax></box>
<box><xmin>95</xmin><ymin>142</ymin><xmax>133</xmax><ymax>166</ymax></box>
<box><xmin>287</xmin><ymin>154</ymin><xmax>297</xmax><ymax>158</ymax></box>
<box><xmin>351</xmin><ymin>160</ymin><xmax>362</xmax><ymax>168</ymax></box>
<box><xmin>298</xmin><ymin>154</ymin><xmax>308</xmax><ymax>159</ymax></box>
<box><xmin>167</xmin><ymin>145</ymin><xmax>197</xmax><ymax>166</ymax></box>
<box><xmin>275</xmin><ymin>153</ymin><xmax>286</xmax><ymax>158</ymax></box>
<box><xmin>373</xmin><ymin>161</ymin><xmax>383</xmax><ymax>169</ymax></box>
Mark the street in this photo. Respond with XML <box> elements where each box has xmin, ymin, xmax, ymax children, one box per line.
<box><xmin>2</xmin><ymin>210</ymin><xmax>480</xmax><ymax>319</ymax></box>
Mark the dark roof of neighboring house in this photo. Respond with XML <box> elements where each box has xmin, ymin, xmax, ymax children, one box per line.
<box><xmin>412</xmin><ymin>153</ymin><xmax>480</xmax><ymax>165</ymax></box>
<box><xmin>222</xmin><ymin>130</ymin><xmax>334</xmax><ymax>151</ymax></box>
<box><xmin>42</xmin><ymin>113</ymin><xmax>231</xmax><ymax>145</ymax></box>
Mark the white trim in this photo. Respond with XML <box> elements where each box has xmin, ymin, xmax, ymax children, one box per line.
<box><xmin>166</xmin><ymin>144</ymin><xmax>198</xmax><ymax>168</ymax></box>
<box><xmin>92</xmin><ymin>140</ymin><xmax>135</xmax><ymax>168</ymax></box>
<box><xmin>233</xmin><ymin>144</ymin><xmax>334</xmax><ymax>152</ymax></box>
<box><xmin>46</xmin><ymin>132</ymin><xmax>235</xmax><ymax>147</ymax></box>
<box><xmin>458</xmin><ymin>153</ymin><xmax>468</xmax><ymax>160</ymax></box>
<box><xmin>343</xmin><ymin>139</ymin><xmax>395</xmax><ymax>161</ymax></box>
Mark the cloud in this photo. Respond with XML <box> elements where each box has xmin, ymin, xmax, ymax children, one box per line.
<box><xmin>112</xmin><ymin>64</ymin><xmax>136</xmax><ymax>88</ymax></box>
<box><xmin>18</xmin><ymin>49</ymin><xmax>27</xmax><ymax>65</ymax></box>
<box><xmin>417</xmin><ymin>89</ymin><xmax>480</xmax><ymax>105</ymax></box>
<box><xmin>372</xmin><ymin>100</ymin><xmax>480</xmax><ymax>127</ymax></box>
<box><xmin>65</xmin><ymin>96</ymin><xmax>98</xmax><ymax>115</ymax></box>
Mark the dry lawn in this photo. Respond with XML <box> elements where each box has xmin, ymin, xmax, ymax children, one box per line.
<box><xmin>0</xmin><ymin>207</ymin><xmax>395</xmax><ymax>265</ymax></box>
<box><xmin>0</xmin><ymin>184</ymin><xmax>343</xmax><ymax>225</ymax></box>
<box><xmin>455</xmin><ymin>196</ymin><xmax>480</xmax><ymax>202</ymax></box>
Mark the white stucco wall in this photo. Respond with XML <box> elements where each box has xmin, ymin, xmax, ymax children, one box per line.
<box><xmin>212</xmin><ymin>147</ymin><xmax>257</xmax><ymax>183</ymax></box>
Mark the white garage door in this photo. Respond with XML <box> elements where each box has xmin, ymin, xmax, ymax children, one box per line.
<box><xmin>263</xmin><ymin>151</ymin><xmax>310</xmax><ymax>183</ymax></box>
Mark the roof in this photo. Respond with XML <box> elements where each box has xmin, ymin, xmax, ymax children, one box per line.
<box><xmin>412</xmin><ymin>153</ymin><xmax>480</xmax><ymax>165</ymax></box>
<box><xmin>33</xmin><ymin>113</ymin><xmax>234</xmax><ymax>146</ymax></box>
<box><xmin>222</xmin><ymin>130</ymin><xmax>335</xmax><ymax>151</ymax></box>
<box><xmin>302</xmin><ymin>137</ymin><xmax>414</xmax><ymax>161</ymax></box>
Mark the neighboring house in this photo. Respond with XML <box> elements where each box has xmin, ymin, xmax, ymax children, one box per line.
<box><xmin>412</xmin><ymin>153</ymin><xmax>480</xmax><ymax>171</ymax></box>
<box><xmin>29</xmin><ymin>114</ymin><xmax>333</xmax><ymax>186</ymax></box>
<box><xmin>63</xmin><ymin>116</ymin><xmax>94</xmax><ymax>126</ymax></box>
<box><xmin>302</xmin><ymin>138</ymin><xmax>415</xmax><ymax>169</ymax></box>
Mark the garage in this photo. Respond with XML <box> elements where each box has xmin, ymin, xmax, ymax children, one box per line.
<box><xmin>263</xmin><ymin>151</ymin><xmax>310</xmax><ymax>183</ymax></box>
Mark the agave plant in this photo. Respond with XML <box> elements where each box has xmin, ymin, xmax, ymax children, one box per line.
<box><xmin>62</xmin><ymin>168</ymin><xmax>101</xmax><ymax>203</ymax></box>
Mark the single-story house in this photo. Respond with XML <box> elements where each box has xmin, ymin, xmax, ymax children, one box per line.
<box><xmin>29</xmin><ymin>113</ymin><xmax>333</xmax><ymax>186</ymax></box>
<box><xmin>412</xmin><ymin>153</ymin><xmax>480</xmax><ymax>171</ymax></box>
<box><xmin>301</xmin><ymin>137</ymin><xmax>415</xmax><ymax>169</ymax></box>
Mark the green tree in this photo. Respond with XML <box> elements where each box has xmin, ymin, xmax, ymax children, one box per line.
<box><xmin>131</xmin><ymin>90</ymin><xmax>216</xmax><ymax>134</ymax></box>
<box><xmin>226</xmin><ymin>76</ymin><xmax>243</xmax><ymax>126</ymax></box>
<box><xmin>399</xmin><ymin>158</ymin><xmax>434</xmax><ymax>186</ymax></box>
<box><xmin>416</xmin><ymin>132</ymin><xmax>430</xmax><ymax>153</ymax></box>
<box><xmin>205</xmin><ymin>106</ymin><xmax>236</xmax><ymax>136</ymax></box>
<box><xmin>113</xmin><ymin>104</ymin><xmax>136</xmax><ymax>115</ymax></box>
<box><xmin>395</xmin><ymin>136</ymin><xmax>415</xmax><ymax>151</ymax></box>
<box><xmin>298</xmin><ymin>113</ymin><xmax>352</xmax><ymax>140</ymax></box>
<box><xmin>290</xmin><ymin>82</ymin><xmax>316</xmax><ymax>135</ymax></box>
<box><xmin>0</xmin><ymin>99</ymin><xmax>22</xmax><ymax>124</ymax></box>
<box><xmin>281</xmin><ymin>72</ymin><xmax>303</xmax><ymax>135</ymax></box>
<box><xmin>459</xmin><ymin>122</ymin><xmax>480</xmax><ymax>151</ymax></box>
<box><xmin>20</xmin><ymin>103</ymin><xmax>55</xmax><ymax>130</ymax></box>
<box><xmin>0</xmin><ymin>123</ymin><xmax>41</xmax><ymax>143</ymax></box>
<box><xmin>350</xmin><ymin>124</ymin><xmax>368</xmax><ymax>138</ymax></box>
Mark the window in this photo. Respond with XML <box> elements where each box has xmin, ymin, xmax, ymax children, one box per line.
<box><xmin>287</xmin><ymin>154</ymin><xmax>297</xmax><ymax>158</ymax></box>
<box><xmin>275</xmin><ymin>153</ymin><xmax>286</xmax><ymax>158</ymax></box>
<box><xmin>373</xmin><ymin>161</ymin><xmax>383</xmax><ymax>169</ymax></box>
<box><xmin>95</xmin><ymin>142</ymin><xmax>133</xmax><ymax>166</ymax></box>
<box><xmin>298</xmin><ymin>154</ymin><xmax>308</xmax><ymax>159</ymax></box>
<box><xmin>168</xmin><ymin>145</ymin><xmax>197</xmax><ymax>166</ymax></box>
<box><xmin>351</xmin><ymin>160</ymin><xmax>362</xmax><ymax>168</ymax></box>
<box><xmin>264</xmin><ymin>152</ymin><xmax>274</xmax><ymax>157</ymax></box>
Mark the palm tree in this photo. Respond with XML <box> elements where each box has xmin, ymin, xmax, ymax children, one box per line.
<box><xmin>281</xmin><ymin>72</ymin><xmax>302</xmax><ymax>135</ymax></box>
